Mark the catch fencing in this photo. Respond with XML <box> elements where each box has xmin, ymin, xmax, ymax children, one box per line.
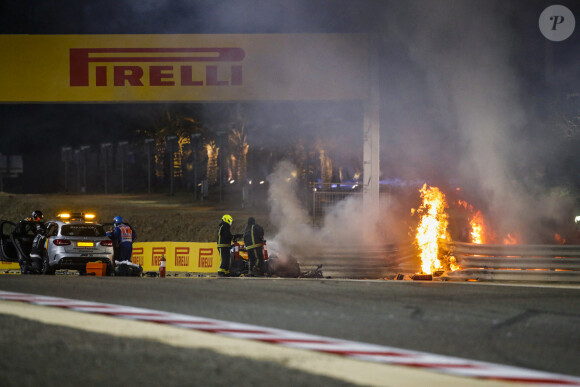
<box><xmin>443</xmin><ymin>242</ymin><xmax>580</xmax><ymax>282</ymax></box>
<box><xmin>310</xmin><ymin>183</ymin><xmax>363</xmax><ymax>219</ymax></box>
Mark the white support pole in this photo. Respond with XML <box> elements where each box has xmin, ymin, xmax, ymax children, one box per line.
<box><xmin>363</xmin><ymin>34</ymin><xmax>380</xmax><ymax>218</ymax></box>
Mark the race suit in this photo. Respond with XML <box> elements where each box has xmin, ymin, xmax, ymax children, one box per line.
<box><xmin>217</xmin><ymin>221</ymin><xmax>233</xmax><ymax>275</ymax></box>
<box><xmin>29</xmin><ymin>231</ymin><xmax>47</xmax><ymax>274</ymax></box>
<box><xmin>110</xmin><ymin>223</ymin><xmax>136</xmax><ymax>262</ymax></box>
<box><xmin>13</xmin><ymin>218</ymin><xmax>42</xmax><ymax>274</ymax></box>
<box><xmin>243</xmin><ymin>223</ymin><xmax>265</xmax><ymax>275</ymax></box>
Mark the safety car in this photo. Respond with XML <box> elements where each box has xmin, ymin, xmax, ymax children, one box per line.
<box><xmin>42</xmin><ymin>212</ymin><xmax>114</xmax><ymax>274</ymax></box>
<box><xmin>0</xmin><ymin>212</ymin><xmax>114</xmax><ymax>275</ymax></box>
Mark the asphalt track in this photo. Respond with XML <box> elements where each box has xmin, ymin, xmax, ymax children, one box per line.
<box><xmin>0</xmin><ymin>275</ymin><xmax>579</xmax><ymax>386</ymax></box>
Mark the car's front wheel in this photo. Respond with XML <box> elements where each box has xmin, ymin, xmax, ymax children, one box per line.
<box><xmin>42</xmin><ymin>253</ymin><xmax>55</xmax><ymax>275</ymax></box>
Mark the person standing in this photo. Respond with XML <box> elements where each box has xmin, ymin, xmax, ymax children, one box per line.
<box><xmin>108</xmin><ymin>216</ymin><xmax>137</xmax><ymax>262</ymax></box>
<box><xmin>243</xmin><ymin>217</ymin><xmax>265</xmax><ymax>277</ymax></box>
<box><xmin>29</xmin><ymin>224</ymin><xmax>47</xmax><ymax>274</ymax></box>
<box><xmin>13</xmin><ymin>210</ymin><xmax>44</xmax><ymax>274</ymax></box>
<box><xmin>217</xmin><ymin>214</ymin><xmax>234</xmax><ymax>277</ymax></box>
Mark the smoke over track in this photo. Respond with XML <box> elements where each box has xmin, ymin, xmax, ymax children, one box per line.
<box><xmin>265</xmin><ymin>161</ymin><xmax>411</xmax><ymax>276</ymax></box>
<box><xmin>0</xmin><ymin>1</ymin><xmax>576</xmax><ymax>246</ymax></box>
<box><xmin>382</xmin><ymin>1</ymin><xmax>576</xmax><ymax>243</ymax></box>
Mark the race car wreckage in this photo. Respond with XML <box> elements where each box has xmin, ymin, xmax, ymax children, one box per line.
<box><xmin>228</xmin><ymin>236</ymin><xmax>323</xmax><ymax>278</ymax></box>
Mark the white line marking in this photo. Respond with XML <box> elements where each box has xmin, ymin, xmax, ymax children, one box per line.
<box><xmin>1</xmin><ymin>290</ymin><xmax>579</xmax><ymax>386</ymax></box>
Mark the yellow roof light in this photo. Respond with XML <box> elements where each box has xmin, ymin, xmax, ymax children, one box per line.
<box><xmin>58</xmin><ymin>213</ymin><xmax>71</xmax><ymax>219</ymax></box>
<box><xmin>84</xmin><ymin>213</ymin><xmax>96</xmax><ymax>220</ymax></box>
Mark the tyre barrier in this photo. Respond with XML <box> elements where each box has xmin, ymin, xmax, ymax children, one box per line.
<box><xmin>443</xmin><ymin>242</ymin><xmax>580</xmax><ymax>282</ymax></box>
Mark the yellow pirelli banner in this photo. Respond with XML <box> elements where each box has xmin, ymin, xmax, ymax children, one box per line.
<box><xmin>1</xmin><ymin>241</ymin><xmax>220</xmax><ymax>274</ymax></box>
<box><xmin>131</xmin><ymin>241</ymin><xmax>221</xmax><ymax>273</ymax></box>
<box><xmin>0</xmin><ymin>261</ymin><xmax>19</xmax><ymax>271</ymax></box>
<box><xmin>0</xmin><ymin>34</ymin><xmax>369</xmax><ymax>102</ymax></box>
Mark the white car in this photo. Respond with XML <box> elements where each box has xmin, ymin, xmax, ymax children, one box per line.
<box><xmin>42</xmin><ymin>216</ymin><xmax>114</xmax><ymax>275</ymax></box>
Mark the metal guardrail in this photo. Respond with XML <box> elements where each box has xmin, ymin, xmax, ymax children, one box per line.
<box><xmin>443</xmin><ymin>242</ymin><xmax>580</xmax><ymax>282</ymax></box>
<box><xmin>293</xmin><ymin>243</ymin><xmax>420</xmax><ymax>278</ymax></box>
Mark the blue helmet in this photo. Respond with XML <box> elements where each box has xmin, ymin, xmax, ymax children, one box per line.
<box><xmin>113</xmin><ymin>216</ymin><xmax>124</xmax><ymax>225</ymax></box>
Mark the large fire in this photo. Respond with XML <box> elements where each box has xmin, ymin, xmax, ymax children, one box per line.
<box><xmin>413</xmin><ymin>184</ymin><xmax>450</xmax><ymax>274</ymax></box>
<box><xmin>412</xmin><ymin>184</ymin><xmax>532</xmax><ymax>274</ymax></box>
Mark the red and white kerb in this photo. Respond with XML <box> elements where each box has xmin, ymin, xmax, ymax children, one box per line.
<box><xmin>1</xmin><ymin>290</ymin><xmax>579</xmax><ymax>386</ymax></box>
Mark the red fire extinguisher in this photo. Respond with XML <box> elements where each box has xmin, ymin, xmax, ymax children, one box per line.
<box><xmin>159</xmin><ymin>254</ymin><xmax>166</xmax><ymax>278</ymax></box>
<box><xmin>234</xmin><ymin>241</ymin><xmax>240</xmax><ymax>261</ymax></box>
<box><xmin>263</xmin><ymin>240</ymin><xmax>269</xmax><ymax>261</ymax></box>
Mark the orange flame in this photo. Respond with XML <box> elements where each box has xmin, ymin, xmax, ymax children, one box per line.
<box><xmin>554</xmin><ymin>233</ymin><xmax>566</xmax><ymax>245</ymax></box>
<box><xmin>457</xmin><ymin>200</ymin><xmax>485</xmax><ymax>244</ymax></box>
<box><xmin>457</xmin><ymin>199</ymin><xmax>473</xmax><ymax>212</ymax></box>
<box><xmin>503</xmin><ymin>233</ymin><xmax>520</xmax><ymax>245</ymax></box>
<box><xmin>414</xmin><ymin>184</ymin><xmax>450</xmax><ymax>274</ymax></box>
<box><xmin>470</xmin><ymin>210</ymin><xmax>485</xmax><ymax>244</ymax></box>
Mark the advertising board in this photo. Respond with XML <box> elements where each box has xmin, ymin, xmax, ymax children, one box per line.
<box><xmin>0</xmin><ymin>34</ymin><xmax>369</xmax><ymax>102</ymax></box>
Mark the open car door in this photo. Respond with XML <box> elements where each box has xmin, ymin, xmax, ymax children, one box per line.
<box><xmin>0</xmin><ymin>220</ymin><xmax>18</xmax><ymax>262</ymax></box>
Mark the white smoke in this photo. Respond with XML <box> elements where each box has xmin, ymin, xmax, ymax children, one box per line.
<box><xmin>266</xmin><ymin>160</ymin><xmax>386</xmax><ymax>261</ymax></box>
<box><xmin>266</xmin><ymin>160</ymin><xmax>313</xmax><ymax>255</ymax></box>
<box><xmin>383</xmin><ymin>1</ymin><xmax>573</xmax><ymax>242</ymax></box>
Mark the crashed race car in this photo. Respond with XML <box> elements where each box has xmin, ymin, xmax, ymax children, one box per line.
<box><xmin>228</xmin><ymin>236</ymin><xmax>322</xmax><ymax>278</ymax></box>
<box><xmin>0</xmin><ymin>212</ymin><xmax>115</xmax><ymax>275</ymax></box>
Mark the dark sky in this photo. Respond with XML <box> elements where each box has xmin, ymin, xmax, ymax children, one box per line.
<box><xmin>0</xmin><ymin>0</ymin><xmax>579</xmax><ymax>216</ymax></box>
<box><xmin>0</xmin><ymin>0</ymin><xmax>380</xmax><ymax>34</ymax></box>
<box><xmin>0</xmin><ymin>0</ymin><xmax>384</xmax><ymax>153</ymax></box>
<box><xmin>1</xmin><ymin>1</ymin><xmax>578</xmax><ymax>146</ymax></box>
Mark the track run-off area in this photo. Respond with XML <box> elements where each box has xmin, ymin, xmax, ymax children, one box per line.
<box><xmin>1</xmin><ymin>276</ymin><xmax>579</xmax><ymax>386</ymax></box>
